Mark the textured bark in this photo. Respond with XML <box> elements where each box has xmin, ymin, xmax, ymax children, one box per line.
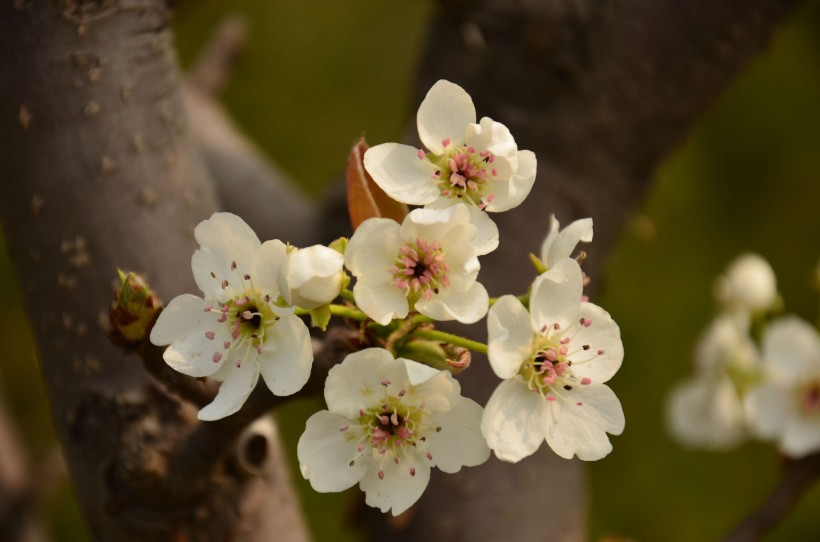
<box><xmin>364</xmin><ymin>1</ymin><xmax>804</xmax><ymax>541</ymax></box>
<box><xmin>0</xmin><ymin>2</ymin><xmax>308</xmax><ymax>541</ymax></box>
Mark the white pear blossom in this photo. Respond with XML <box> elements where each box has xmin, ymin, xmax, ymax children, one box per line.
<box><xmin>482</xmin><ymin>258</ymin><xmax>624</xmax><ymax>462</ymax></box>
<box><xmin>714</xmin><ymin>253</ymin><xmax>778</xmax><ymax>317</ymax></box>
<box><xmin>539</xmin><ymin>215</ymin><xmax>593</xmax><ymax>270</ymax></box>
<box><xmin>344</xmin><ymin>205</ymin><xmax>490</xmax><ymax>326</ymax></box>
<box><xmin>745</xmin><ymin>317</ymin><xmax>820</xmax><ymax>458</ymax></box>
<box><xmin>278</xmin><ymin>244</ymin><xmax>345</xmax><ymax>309</ymax></box>
<box><xmin>297</xmin><ymin>348</ymin><xmax>490</xmax><ymax>516</ymax></box>
<box><xmin>363</xmin><ymin>79</ymin><xmax>537</xmax><ymax>255</ymax></box>
<box><xmin>666</xmin><ymin>315</ymin><xmax>761</xmax><ymax>450</ymax></box>
<box><xmin>150</xmin><ymin>212</ymin><xmax>313</xmax><ymax>421</ymax></box>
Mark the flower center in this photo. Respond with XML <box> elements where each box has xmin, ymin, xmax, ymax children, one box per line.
<box><xmin>358</xmin><ymin>396</ymin><xmax>424</xmax><ymax>455</ymax></box>
<box><xmin>519</xmin><ymin>317</ymin><xmax>603</xmax><ymax>402</ymax></box>
<box><xmin>424</xmin><ymin>143</ymin><xmax>497</xmax><ymax>209</ymax></box>
<box><xmin>202</xmin><ymin>261</ymin><xmax>282</xmax><ymax>367</ymax></box>
<box><xmin>390</xmin><ymin>238</ymin><xmax>450</xmax><ymax>304</ymax></box>
<box><xmin>800</xmin><ymin>381</ymin><xmax>820</xmax><ymax>416</ymax></box>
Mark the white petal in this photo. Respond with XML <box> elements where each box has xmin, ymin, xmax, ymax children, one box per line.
<box><xmin>544</xmin><ymin>383</ymin><xmax>624</xmax><ymax>461</ymax></box>
<box><xmin>407</xmin><ymin>369</ymin><xmax>458</xmax><ymax>412</ymax></box>
<box><xmin>424</xmin><ymin>396</ymin><xmax>490</xmax><ymax>473</ymax></box>
<box><xmin>781</xmin><ymin>417</ymin><xmax>820</xmax><ymax>458</ymax></box>
<box><xmin>416</xmin><ymin>281</ymin><xmax>489</xmax><ymax>324</ymax></box>
<box><xmin>541</xmin><ymin>216</ymin><xmax>593</xmax><ymax>268</ymax></box>
<box><xmin>667</xmin><ymin>374</ymin><xmax>747</xmax><ymax>449</ymax></box>
<box><xmin>481</xmin><ymin>378</ymin><xmax>548</xmax><ymax>463</ymax></box>
<box><xmin>353</xmin><ymin>276</ymin><xmax>409</xmax><ymax>325</ymax></box>
<box><xmin>297</xmin><ymin>410</ymin><xmax>369</xmax><ymax>492</ymax></box>
<box><xmin>150</xmin><ymin>294</ymin><xmax>208</xmax><ymax>345</ymax></box>
<box><xmin>344</xmin><ymin>217</ymin><xmax>401</xmax><ymax>277</ymax></box>
<box><xmin>694</xmin><ymin>315</ymin><xmax>759</xmax><ymax>373</ymax></box>
<box><xmin>484</xmin><ymin>150</ymin><xmax>537</xmax><ymax>213</ymax></box>
<box><xmin>464</xmin><ymin>117</ymin><xmax>517</xmax><ymax>161</ymax></box>
<box><xmin>763</xmin><ymin>317</ymin><xmax>820</xmax><ymax>383</ymax></box>
<box><xmin>530</xmin><ymin>258</ymin><xmax>583</xmax><ymax>334</ymax></box>
<box><xmin>258</xmin><ymin>314</ymin><xmax>313</xmax><ymax>396</ymax></box>
<box><xmin>162</xmin><ymin>325</ymin><xmax>230</xmax><ymax>378</ymax></box>
<box><xmin>325</xmin><ymin>349</ymin><xmax>396</xmax><ymax>418</ymax></box>
<box><xmin>251</xmin><ymin>240</ymin><xmax>288</xmax><ymax>299</ymax></box>
<box><xmin>363</xmin><ymin>143</ymin><xmax>440</xmax><ymax>205</ymax></box>
<box><xmin>360</xmin><ymin>451</ymin><xmax>431</xmax><ymax>516</ymax></box>
<box><xmin>197</xmin><ymin>359</ymin><xmax>260</xmax><ymax>421</ymax></box>
<box><xmin>192</xmin><ymin>213</ymin><xmax>261</xmax><ymax>297</ymax></box>
<box><xmin>566</xmin><ymin>302</ymin><xmax>623</xmax><ymax>384</ymax></box>
<box><xmin>154</xmin><ymin>295</ymin><xmax>229</xmax><ymax>378</ymax></box>
<box><xmin>417</xmin><ymin>80</ymin><xmax>475</xmax><ymax>154</ymax></box>
<box><xmin>487</xmin><ymin>295</ymin><xmax>532</xmax><ymax>379</ymax></box>
<box><xmin>401</xmin><ymin>357</ymin><xmax>443</xmax><ymax>386</ymax></box>
<box><xmin>463</xmin><ymin>205</ymin><xmax>499</xmax><ymax>256</ymax></box>
<box><xmin>744</xmin><ymin>383</ymin><xmax>793</xmax><ymax>440</ymax></box>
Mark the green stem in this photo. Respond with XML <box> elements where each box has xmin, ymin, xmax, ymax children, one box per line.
<box><xmin>294</xmin><ymin>304</ymin><xmax>368</xmax><ymax>322</ymax></box>
<box><xmin>408</xmin><ymin>329</ymin><xmax>488</xmax><ymax>355</ymax></box>
<box><xmin>339</xmin><ymin>288</ymin><xmax>355</xmax><ymax>303</ymax></box>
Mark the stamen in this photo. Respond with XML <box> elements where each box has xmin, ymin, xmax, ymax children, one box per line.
<box><xmin>212</xmin><ymin>352</ymin><xmax>222</xmax><ymax>363</ymax></box>
<box><xmin>205</xmin><ymin>331</ymin><xmax>215</xmax><ymax>340</ymax></box>
<box><xmin>581</xmin><ymin>378</ymin><xmax>592</xmax><ymax>385</ymax></box>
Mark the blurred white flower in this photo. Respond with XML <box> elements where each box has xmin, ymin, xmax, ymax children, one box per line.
<box><xmin>482</xmin><ymin>258</ymin><xmax>624</xmax><ymax>462</ymax></box>
<box><xmin>278</xmin><ymin>244</ymin><xmax>345</xmax><ymax>309</ymax></box>
<box><xmin>297</xmin><ymin>348</ymin><xmax>489</xmax><ymax>516</ymax></box>
<box><xmin>714</xmin><ymin>253</ymin><xmax>778</xmax><ymax>317</ymax></box>
<box><xmin>150</xmin><ymin>213</ymin><xmax>313</xmax><ymax>421</ymax></box>
<box><xmin>745</xmin><ymin>317</ymin><xmax>820</xmax><ymax>458</ymax></box>
<box><xmin>363</xmin><ymin>79</ymin><xmax>537</xmax><ymax>255</ymax></box>
<box><xmin>667</xmin><ymin>315</ymin><xmax>761</xmax><ymax>450</ymax></box>
<box><xmin>539</xmin><ymin>215</ymin><xmax>593</xmax><ymax>270</ymax></box>
<box><xmin>344</xmin><ymin>205</ymin><xmax>489</xmax><ymax>325</ymax></box>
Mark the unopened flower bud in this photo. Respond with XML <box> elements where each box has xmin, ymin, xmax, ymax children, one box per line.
<box><xmin>110</xmin><ymin>269</ymin><xmax>162</xmax><ymax>345</ymax></box>
<box><xmin>395</xmin><ymin>339</ymin><xmax>471</xmax><ymax>375</ymax></box>
<box><xmin>278</xmin><ymin>245</ymin><xmax>345</xmax><ymax>309</ymax></box>
<box><xmin>714</xmin><ymin>253</ymin><xmax>777</xmax><ymax>315</ymax></box>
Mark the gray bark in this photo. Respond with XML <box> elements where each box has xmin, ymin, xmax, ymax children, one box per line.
<box><xmin>0</xmin><ymin>2</ymin><xmax>308</xmax><ymax>540</ymax></box>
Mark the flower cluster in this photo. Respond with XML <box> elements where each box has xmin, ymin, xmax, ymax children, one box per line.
<box><xmin>667</xmin><ymin>253</ymin><xmax>820</xmax><ymax>458</ymax></box>
<box><xmin>149</xmin><ymin>80</ymin><xmax>625</xmax><ymax>515</ymax></box>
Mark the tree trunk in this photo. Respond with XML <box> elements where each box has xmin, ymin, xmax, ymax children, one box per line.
<box><xmin>0</xmin><ymin>2</ymin><xmax>308</xmax><ymax>540</ymax></box>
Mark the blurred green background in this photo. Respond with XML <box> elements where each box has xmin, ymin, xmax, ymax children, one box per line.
<box><xmin>1</xmin><ymin>0</ymin><xmax>819</xmax><ymax>540</ymax></box>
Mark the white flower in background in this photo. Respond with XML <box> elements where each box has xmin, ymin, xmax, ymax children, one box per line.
<box><xmin>539</xmin><ymin>215</ymin><xmax>593</xmax><ymax>269</ymax></box>
<box><xmin>666</xmin><ymin>315</ymin><xmax>761</xmax><ymax>450</ymax></box>
<box><xmin>150</xmin><ymin>212</ymin><xmax>313</xmax><ymax>421</ymax></box>
<box><xmin>297</xmin><ymin>348</ymin><xmax>490</xmax><ymax>516</ymax></box>
<box><xmin>363</xmin><ymin>79</ymin><xmax>537</xmax><ymax>255</ymax></box>
<box><xmin>278</xmin><ymin>244</ymin><xmax>345</xmax><ymax>309</ymax></box>
<box><xmin>714</xmin><ymin>253</ymin><xmax>778</xmax><ymax>317</ymax></box>
<box><xmin>745</xmin><ymin>317</ymin><xmax>820</xmax><ymax>458</ymax></box>
<box><xmin>482</xmin><ymin>258</ymin><xmax>624</xmax><ymax>462</ymax></box>
<box><xmin>344</xmin><ymin>205</ymin><xmax>489</xmax><ymax>325</ymax></box>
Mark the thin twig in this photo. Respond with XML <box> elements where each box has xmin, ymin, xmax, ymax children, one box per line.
<box><xmin>724</xmin><ymin>451</ymin><xmax>820</xmax><ymax>542</ymax></box>
<box><xmin>187</xmin><ymin>15</ymin><xmax>248</xmax><ymax>97</ymax></box>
